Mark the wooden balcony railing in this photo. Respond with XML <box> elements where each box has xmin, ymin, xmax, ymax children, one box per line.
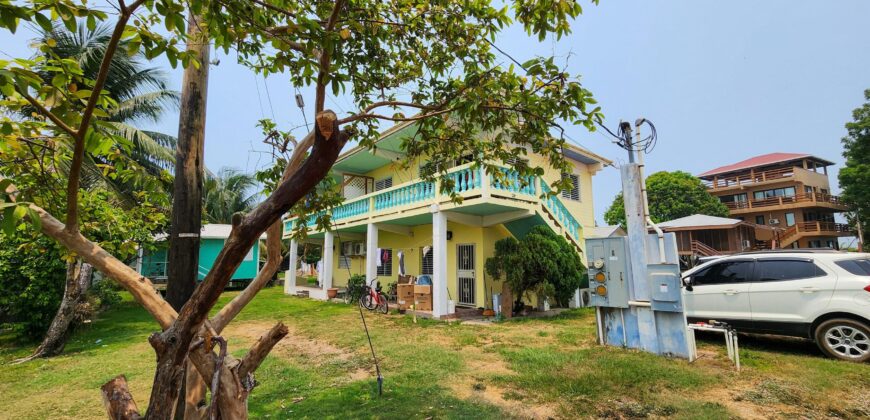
<box><xmin>723</xmin><ymin>192</ymin><xmax>846</xmax><ymax>211</ymax></box>
<box><xmin>780</xmin><ymin>222</ymin><xmax>853</xmax><ymax>243</ymax></box>
<box><xmin>703</xmin><ymin>166</ymin><xmax>796</xmax><ymax>189</ymax></box>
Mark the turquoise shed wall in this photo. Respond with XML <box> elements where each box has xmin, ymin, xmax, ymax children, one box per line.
<box><xmin>197</xmin><ymin>238</ymin><xmax>259</xmax><ymax>280</ymax></box>
<box><xmin>140</xmin><ymin>239</ymin><xmax>259</xmax><ymax>281</ymax></box>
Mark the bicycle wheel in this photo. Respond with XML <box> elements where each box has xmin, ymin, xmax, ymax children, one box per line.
<box><xmin>360</xmin><ymin>293</ymin><xmax>376</xmax><ymax>310</ymax></box>
<box><xmin>377</xmin><ymin>293</ymin><xmax>389</xmax><ymax>314</ymax></box>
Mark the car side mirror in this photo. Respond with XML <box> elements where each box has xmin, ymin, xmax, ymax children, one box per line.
<box><xmin>682</xmin><ymin>277</ymin><xmax>694</xmax><ymax>292</ymax></box>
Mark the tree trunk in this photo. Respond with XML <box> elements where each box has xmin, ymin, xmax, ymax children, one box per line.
<box><xmin>166</xmin><ymin>13</ymin><xmax>210</xmax><ymax>418</ymax></box>
<box><xmin>165</xmin><ymin>12</ymin><xmax>209</xmax><ymax>311</ymax></box>
<box><xmin>102</xmin><ymin>375</ymin><xmax>142</xmax><ymax>419</ymax></box>
<box><xmin>15</xmin><ymin>261</ymin><xmax>92</xmax><ymax>363</ymax></box>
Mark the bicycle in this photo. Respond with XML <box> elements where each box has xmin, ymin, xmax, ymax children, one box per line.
<box><xmin>359</xmin><ymin>278</ymin><xmax>389</xmax><ymax>314</ymax></box>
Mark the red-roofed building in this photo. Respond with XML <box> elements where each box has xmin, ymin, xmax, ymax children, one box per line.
<box><xmin>698</xmin><ymin>153</ymin><xmax>851</xmax><ymax>249</ymax></box>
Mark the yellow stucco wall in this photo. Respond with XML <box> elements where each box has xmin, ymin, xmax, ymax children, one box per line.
<box><xmin>326</xmin><ymin>221</ymin><xmax>515</xmax><ymax>309</ymax></box>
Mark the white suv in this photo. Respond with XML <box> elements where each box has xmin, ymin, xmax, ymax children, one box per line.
<box><xmin>681</xmin><ymin>250</ymin><xmax>870</xmax><ymax>362</ymax></box>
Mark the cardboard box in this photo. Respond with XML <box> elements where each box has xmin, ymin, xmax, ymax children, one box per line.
<box><xmin>414</xmin><ymin>285</ymin><xmax>432</xmax><ymax>295</ymax></box>
<box><xmin>414</xmin><ymin>293</ymin><xmax>432</xmax><ymax>311</ymax></box>
<box><xmin>413</xmin><ymin>298</ymin><xmax>432</xmax><ymax>311</ymax></box>
<box><xmin>397</xmin><ymin>284</ymin><xmax>415</xmax><ymax>300</ymax></box>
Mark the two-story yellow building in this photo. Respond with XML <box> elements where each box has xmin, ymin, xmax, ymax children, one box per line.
<box><xmin>283</xmin><ymin>121</ymin><xmax>610</xmax><ymax>318</ymax></box>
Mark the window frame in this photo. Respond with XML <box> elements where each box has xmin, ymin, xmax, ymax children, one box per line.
<box><xmin>374</xmin><ymin>177</ymin><xmax>393</xmax><ymax>191</ymax></box>
<box><xmin>689</xmin><ymin>259</ymin><xmax>755</xmax><ymax>286</ymax></box>
<box><xmin>376</xmin><ymin>248</ymin><xmax>393</xmax><ymax>276</ymax></box>
<box><xmin>784</xmin><ymin>212</ymin><xmax>795</xmax><ymax>227</ymax></box>
<box><xmin>753</xmin><ymin>258</ymin><xmax>826</xmax><ymax>282</ymax></box>
<box><xmin>561</xmin><ymin>172</ymin><xmax>581</xmax><ymax>201</ymax></box>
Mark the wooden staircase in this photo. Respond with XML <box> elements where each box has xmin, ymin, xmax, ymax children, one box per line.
<box><xmin>690</xmin><ymin>240</ymin><xmax>722</xmax><ymax>257</ymax></box>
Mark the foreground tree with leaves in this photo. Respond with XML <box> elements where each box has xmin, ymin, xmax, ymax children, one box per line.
<box><xmin>1</xmin><ymin>0</ymin><xmax>603</xmax><ymax>417</ymax></box>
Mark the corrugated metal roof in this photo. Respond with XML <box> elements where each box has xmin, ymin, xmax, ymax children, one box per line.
<box><xmin>698</xmin><ymin>152</ymin><xmax>833</xmax><ymax>178</ymax></box>
<box><xmin>155</xmin><ymin>224</ymin><xmax>268</xmax><ymax>241</ymax></box>
<box><xmin>657</xmin><ymin>214</ymin><xmax>743</xmax><ymax>229</ymax></box>
<box><xmin>586</xmin><ymin>225</ymin><xmax>626</xmax><ymax>238</ymax></box>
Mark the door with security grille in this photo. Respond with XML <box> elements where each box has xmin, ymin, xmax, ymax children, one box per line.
<box><xmin>457</xmin><ymin>244</ymin><xmax>476</xmax><ymax>306</ymax></box>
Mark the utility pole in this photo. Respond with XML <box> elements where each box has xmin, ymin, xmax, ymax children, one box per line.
<box><xmin>166</xmin><ymin>14</ymin><xmax>210</xmax><ymax>311</ymax></box>
<box><xmin>589</xmin><ymin>118</ymin><xmax>692</xmax><ymax>359</ymax></box>
<box><xmin>856</xmin><ymin>213</ymin><xmax>864</xmax><ymax>252</ymax></box>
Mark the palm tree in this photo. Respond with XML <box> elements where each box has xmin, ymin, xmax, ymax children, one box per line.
<box><xmin>34</xmin><ymin>22</ymin><xmax>179</xmax><ymax>180</ymax></box>
<box><xmin>202</xmin><ymin>168</ymin><xmax>260</xmax><ymax>223</ymax></box>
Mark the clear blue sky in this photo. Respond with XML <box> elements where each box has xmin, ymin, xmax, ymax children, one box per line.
<box><xmin>3</xmin><ymin>1</ymin><xmax>869</xmax><ymax>226</ymax></box>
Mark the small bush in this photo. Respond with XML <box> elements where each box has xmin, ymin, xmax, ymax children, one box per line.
<box><xmin>88</xmin><ymin>279</ymin><xmax>122</xmax><ymax>309</ymax></box>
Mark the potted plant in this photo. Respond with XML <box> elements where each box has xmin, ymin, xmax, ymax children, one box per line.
<box><xmin>327</xmin><ymin>287</ymin><xmax>338</xmax><ymax>299</ymax></box>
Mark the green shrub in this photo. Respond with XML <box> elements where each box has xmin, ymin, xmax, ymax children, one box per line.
<box><xmin>0</xmin><ymin>233</ymin><xmax>66</xmax><ymax>339</ymax></box>
<box><xmin>347</xmin><ymin>274</ymin><xmax>366</xmax><ymax>303</ymax></box>
<box><xmin>88</xmin><ymin>279</ymin><xmax>122</xmax><ymax>309</ymax></box>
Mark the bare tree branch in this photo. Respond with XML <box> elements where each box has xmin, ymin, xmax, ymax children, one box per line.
<box><xmin>64</xmin><ymin>0</ymin><xmax>145</xmax><ymax>232</ymax></box>
<box><xmin>16</xmin><ymin>90</ymin><xmax>78</xmax><ymax>137</ymax></box>
<box><xmin>337</xmin><ymin>108</ymin><xmax>453</xmax><ymax>125</ymax></box>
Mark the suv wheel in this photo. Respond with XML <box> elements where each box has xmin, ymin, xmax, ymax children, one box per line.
<box><xmin>814</xmin><ymin>318</ymin><xmax>870</xmax><ymax>362</ymax></box>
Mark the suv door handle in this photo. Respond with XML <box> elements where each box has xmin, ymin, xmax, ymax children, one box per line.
<box><xmin>800</xmin><ymin>287</ymin><xmax>819</xmax><ymax>294</ymax></box>
<box><xmin>723</xmin><ymin>289</ymin><xmax>740</xmax><ymax>295</ymax></box>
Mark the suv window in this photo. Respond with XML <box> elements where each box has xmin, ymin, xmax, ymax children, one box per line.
<box><xmin>692</xmin><ymin>260</ymin><xmax>753</xmax><ymax>286</ymax></box>
<box><xmin>835</xmin><ymin>258</ymin><xmax>870</xmax><ymax>275</ymax></box>
<box><xmin>756</xmin><ymin>259</ymin><xmax>825</xmax><ymax>281</ymax></box>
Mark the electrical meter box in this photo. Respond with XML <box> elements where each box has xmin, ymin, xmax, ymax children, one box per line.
<box><xmin>647</xmin><ymin>263</ymin><xmax>682</xmax><ymax>312</ymax></box>
<box><xmin>586</xmin><ymin>237</ymin><xmax>631</xmax><ymax>308</ymax></box>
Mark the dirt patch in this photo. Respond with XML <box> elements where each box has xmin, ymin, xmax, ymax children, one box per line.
<box><xmin>450</xmin><ymin>377</ymin><xmax>559</xmax><ymax>420</ymax></box>
<box><xmin>222</xmin><ymin>321</ymin><xmax>370</xmax><ymax>381</ymax></box>
<box><xmin>699</xmin><ymin>384</ymin><xmax>771</xmax><ymax>419</ymax></box>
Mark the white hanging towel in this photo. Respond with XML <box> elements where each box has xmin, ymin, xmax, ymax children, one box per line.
<box><xmin>376</xmin><ymin>248</ymin><xmax>382</xmax><ymax>267</ymax></box>
<box><xmin>422</xmin><ymin>245</ymin><xmax>431</xmax><ymax>257</ymax></box>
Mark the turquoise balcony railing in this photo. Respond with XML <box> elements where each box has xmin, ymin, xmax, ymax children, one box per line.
<box><xmin>540</xmin><ymin>180</ymin><xmax>581</xmax><ymax>240</ymax></box>
<box><xmin>283</xmin><ymin>164</ymin><xmax>584</xmax><ymax>245</ymax></box>
<box><xmin>373</xmin><ymin>179</ymin><xmax>436</xmax><ymax>211</ymax></box>
<box><xmin>447</xmin><ymin>166</ymin><xmax>483</xmax><ymax>193</ymax></box>
<box><xmin>333</xmin><ymin>197</ymin><xmax>370</xmax><ymax>220</ymax></box>
<box><xmin>490</xmin><ymin>168</ymin><xmax>536</xmax><ymax>196</ymax></box>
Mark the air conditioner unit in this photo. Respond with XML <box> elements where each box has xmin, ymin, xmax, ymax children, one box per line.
<box><xmin>769</xmin><ymin>218</ymin><xmax>780</xmax><ymax>225</ymax></box>
<box><xmin>354</xmin><ymin>242</ymin><xmax>366</xmax><ymax>256</ymax></box>
<box><xmin>342</xmin><ymin>242</ymin><xmax>354</xmax><ymax>256</ymax></box>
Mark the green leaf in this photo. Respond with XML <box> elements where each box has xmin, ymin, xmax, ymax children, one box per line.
<box><xmin>34</xmin><ymin>13</ymin><xmax>52</xmax><ymax>32</ymax></box>
<box><xmin>26</xmin><ymin>208</ymin><xmax>42</xmax><ymax>232</ymax></box>
<box><xmin>2</xmin><ymin>207</ymin><xmax>15</xmax><ymax>235</ymax></box>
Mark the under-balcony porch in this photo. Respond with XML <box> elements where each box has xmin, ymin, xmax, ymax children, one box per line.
<box><xmin>282</xmin><ymin>164</ymin><xmax>587</xmax><ymax>318</ymax></box>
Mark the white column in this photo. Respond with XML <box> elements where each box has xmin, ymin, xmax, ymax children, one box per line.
<box><xmin>321</xmin><ymin>232</ymin><xmax>334</xmax><ymax>292</ymax></box>
<box><xmin>431</xmin><ymin>205</ymin><xmax>450</xmax><ymax>318</ymax></box>
<box><xmin>285</xmin><ymin>240</ymin><xmax>298</xmax><ymax>295</ymax></box>
<box><xmin>366</xmin><ymin>224</ymin><xmax>378</xmax><ymax>282</ymax></box>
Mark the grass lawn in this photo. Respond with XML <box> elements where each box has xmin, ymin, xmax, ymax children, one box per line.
<box><xmin>1</xmin><ymin>287</ymin><xmax>868</xmax><ymax>419</ymax></box>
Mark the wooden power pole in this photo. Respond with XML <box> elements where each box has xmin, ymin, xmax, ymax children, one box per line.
<box><xmin>166</xmin><ymin>15</ymin><xmax>210</xmax><ymax>311</ymax></box>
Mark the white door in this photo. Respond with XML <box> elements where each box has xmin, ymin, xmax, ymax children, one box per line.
<box><xmin>457</xmin><ymin>244</ymin><xmax>475</xmax><ymax>306</ymax></box>
<box><xmin>683</xmin><ymin>259</ymin><xmax>754</xmax><ymax>327</ymax></box>
<box><xmin>749</xmin><ymin>258</ymin><xmax>835</xmax><ymax>326</ymax></box>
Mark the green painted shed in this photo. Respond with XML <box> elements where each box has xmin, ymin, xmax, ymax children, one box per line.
<box><xmin>137</xmin><ymin>224</ymin><xmax>264</xmax><ymax>286</ymax></box>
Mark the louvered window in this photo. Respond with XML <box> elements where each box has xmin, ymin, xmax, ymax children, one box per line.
<box><xmin>375</xmin><ymin>177</ymin><xmax>393</xmax><ymax>191</ymax></box>
<box><xmin>338</xmin><ymin>255</ymin><xmax>351</xmax><ymax>269</ymax></box>
<box><xmin>420</xmin><ymin>246</ymin><xmax>434</xmax><ymax>275</ymax></box>
<box><xmin>376</xmin><ymin>249</ymin><xmax>392</xmax><ymax>276</ymax></box>
<box><xmin>561</xmin><ymin>173</ymin><xmax>580</xmax><ymax>201</ymax></box>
